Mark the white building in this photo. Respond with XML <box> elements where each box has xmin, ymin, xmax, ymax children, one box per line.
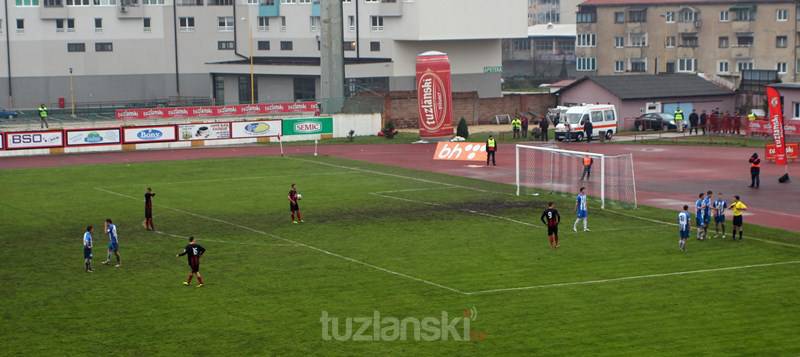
<box><xmin>0</xmin><ymin>0</ymin><xmax>527</xmax><ymax>108</ymax></box>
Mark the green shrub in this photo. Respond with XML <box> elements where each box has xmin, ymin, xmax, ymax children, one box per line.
<box><xmin>456</xmin><ymin>117</ymin><xmax>469</xmax><ymax>139</ymax></box>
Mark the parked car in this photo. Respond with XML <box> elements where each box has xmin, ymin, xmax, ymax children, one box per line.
<box><xmin>0</xmin><ymin>107</ymin><xmax>18</xmax><ymax>119</ymax></box>
<box><xmin>633</xmin><ymin>113</ymin><xmax>677</xmax><ymax>131</ymax></box>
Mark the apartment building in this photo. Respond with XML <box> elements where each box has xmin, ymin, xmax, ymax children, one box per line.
<box><xmin>529</xmin><ymin>0</ymin><xmax>581</xmax><ymax>24</ymax></box>
<box><xmin>0</xmin><ymin>0</ymin><xmax>527</xmax><ymax>108</ymax></box>
<box><xmin>574</xmin><ymin>0</ymin><xmax>799</xmax><ymax>81</ymax></box>
<box><xmin>503</xmin><ymin>23</ymin><xmax>576</xmax><ymax>80</ymax></box>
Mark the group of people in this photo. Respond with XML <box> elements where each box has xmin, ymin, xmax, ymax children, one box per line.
<box><xmin>82</xmin><ymin>219</ymin><xmax>121</xmax><ymax>273</ymax></box>
<box><xmin>675</xmin><ymin>107</ymin><xmax>745</xmax><ymax>135</ymax></box>
<box><xmin>511</xmin><ymin>114</ymin><xmax>551</xmax><ymax>142</ymax></box>
<box><xmin>539</xmin><ymin>187</ymin><xmax>591</xmax><ymax>249</ymax></box>
<box><xmin>677</xmin><ymin>191</ymin><xmax>748</xmax><ymax>252</ymax></box>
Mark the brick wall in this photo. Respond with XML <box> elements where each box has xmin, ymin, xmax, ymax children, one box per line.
<box><xmin>384</xmin><ymin>91</ymin><xmax>556</xmax><ymax>129</ymax></box>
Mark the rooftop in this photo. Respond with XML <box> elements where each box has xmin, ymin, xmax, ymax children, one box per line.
<box><xmin>768</xmin><ymin>83</ymin><xmax>800</xmax><ymax>90</ymax></box>
<box><xmin>209</xmin><ymin>56</ymin><xmax>392</xmax><ymax>66</ymax></box>
<box><xmin>579</xmin><ymin>0</ymin><xmax>791</xmax><ymax>6</ymax></box>
<box><xmin>527</xmin><ymin>23</ymin><xmax>576</xmax><ymax>38</ymax></box>
<box><xmin>559</xmin><ymin>74</ymin><xmax>734</xmax><ymax>100</ymax></box>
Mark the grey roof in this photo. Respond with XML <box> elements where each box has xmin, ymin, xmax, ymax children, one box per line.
<box><xmin>562</xmin><ymin>74</ymin><xmax>734</xmax><ymax>100</ymax></box>
<box><xmin>769</xmin><ymin>83</ymin><xmax>800</xmax><ymax>90</ymax></box>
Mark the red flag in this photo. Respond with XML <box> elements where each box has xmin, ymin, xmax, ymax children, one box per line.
<box><xmin>766</xmin><ymin>87</ymin><xmax>788</xmax><ymax>165</ymax></box>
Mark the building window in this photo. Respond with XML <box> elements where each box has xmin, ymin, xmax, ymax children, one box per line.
<box><xmin>665</xmin><ymin>36</ymin><xmax>676</xmax><ymax>48</ymax></box>
<box><xmin>143</xmin><ymin>17</ymin><xmax>151</xmax><ymax>32</ymax></box>
<box><xmin>678</xmin><ymin>58</ymin><xmax>696</xmax><ymax>72</ymax></box>
<box><xmin>719</xmin><ymin>10</ymin><xmax>729</xmax><ymax>22</ymax></box>
<box><xmin>718</xmin><ymin>60</ymin><xmax>729</xmax><ymax>74</ymax></box>
<box><xmin>514</xmin><ymin>39</ymin><xmax>532</xmax><ymax>50</ymax></box>
<box><xmin>281</xmin><ymin>0</ymin><xmax>295</xmax><ymax>3</ymax></box>
<box><xmin>793</xmin><ymin>102</ymin><xmax>800</xmax><ymax>119</ymax></box>
<box><xmin>614</xmin><ymin>60</ymin><xmax>625</xmax><ymax>72</ymax></box>
<box><xmin>777</xmin><ymin>36</ymin><xmax>788</xmax><ymax>48</ymax></box>
<box><xmin>56</xmin><ymin>19</ymin><xmax>65</xmax><ymax>32</ymax></box>
<box><xmin>777</xmin><ymin>9</ymin><xmax>789</xmax><ymax>21</ymax></box>
<box><xmin>280</xmin><ymin>41</ymin><xmax>293</xmax><ymax>50</ymax></box>
<box><xmin>718</xmin><ymin>36</ymin><xmax>729</xmax><ymax>48</ymax></box>
<box><xmin>142</xmin><ymin>0</ymin><xmax>164</xmax><ymax>4</ymax></box>
<box><xmin>179</xmin><ymin>17</ymin><xmax>195</xmax><ymax>31</ymax></box>
<box><xmin>16</xmin><ymin>19</ymin><xmax>24</xmax><ymax>33</ymax></box>
<box><xmin>777</xmin><ymin>62</ymin><xmax>788</xmax><ymax>74</ymax></box>
<box><xmin>576</xmin><ymin>33</ymin><xmax>596</xmax><ymax>47</ymax></box>
<box><xmin>217</xmin><ymin>16</ymin><xmax>234</xmax><ymax>32</ymax></box>
<box><xmin>15</xmin><ymin>0</ymin><xmax>39</xmax><ymax>6</ymax></box>
<box><xmin>298</xmin><ymin>0</ymin><xmax>309</xmax><ymax>4</ymax></box>
<box><xmin>576</xmin><ymin>57</ymin><xmax>596</xmax><ymax>71</ymax></box>
<box><xmin>370</xmin><ymin>41</ymin><xmax>380</xmax><ymax>52</ymax></box>
<box><xmin>614</xmin><ymin>11</ymin><xmax>624</xmax><ymax>23</ymax></box>
<box><xmin>630</xmin><ymin>33</ymin><xmax>647</xmax><ymax>47</ymax></box>
<box><xmin>208</xmin><ymin>0</ymin><xmax>232</xmax><ymax>4</ymax></box>
<box><xmin>237</xmin><ymin>75</ymin><xmax>257</xmax><ymax>104</ymax></box>
<box><xmin>280</xmin><ymin>16</ymin><xmax>286</xmax><ymax>31</ymax></box>
<box><xmin>93</xmin><ymin>0</ymin><xmax>116</xmax><ymax>5</ymax></box>
<box><xmin>737</xmin><ymin>60</ymin><xmax>753</xmax><ymax>72</ymax></box>
<box><xmin>370</xmin><ymin>16</ymin><xmax>384</xmax><ymax>31</ymax></box>
<box><xmin>733</xmin><ymin>8</ymin><xmax>754</xmax><ymax>21</ymax></box>
<box><xmin>678</xmin><ymin>9</ymin><xmax>696</xmax><ymax>23</ymax></box>
<box><xmin>258</xmin><ymin>40</ymin><xmax>270</xmax><ymax>50</ymax></box>
<box><xmin>628</xmin><ymin>9</ymin><xmax>646</xmax><ymax>23</ymax></box>
<box><xmin>630</xmin><ymin>58</ymin><xmax>647</xmax><ymax>72</ymax></box>
<box><xmin>614</xmin><ymin>36</ymin><xmax>624</xmax><ymax>48</ymax></box>
<box><xmin>665</xmin><ymin>11</ymin><xmax>674</xmax><ymax>23</ymax></box>
<box><xmin>217</xmin><ymin>41</ymin><xmax>235</xmax><ymax>50</ymax></box>
<box><xmin>736</xmin><ymin>34</ymin><xmax>753</xmax><ymax>47</ymax></box>
<box><xmin>343</xmin><ymin>41</ymin><xmax>356</xmax><ymax>51</ymax></box>
<box><xmin>348</xmin><ymin>16</ymin><xmax>355</xmax><ymax>31</ymax></box>
<box><xmin>95</xmin><ymin>42</ymin><xmax>113</xmax><ymax>52</ymax></box>
<box><xmin>66</xmin><ymin>0</ymin><xmax>90</xmax><ymax>4</ymax></box>
<box><xmin>310</xmin><ymin>16</ymin><xmax>320</xmax><ymax>32</ymax></box>
<box><xmin>94</xmin><ymin>17</ymin><xmax>103</xmax><ymax>32</ymax></box>
<box><xmin>67</xmin><ymin>42</ymin><xmax>85</xmax><ymax>52</ymax></box>
<box><xmin>576</xmin><ymin>12</ymin><xmax>596</xmax><ymax>23</ymax></box>
<box><xmin>258</xmin><ymin>16</ymin><xmax>269</xmax><ymax>31</ymax></box>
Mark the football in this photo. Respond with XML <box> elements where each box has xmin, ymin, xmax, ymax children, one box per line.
<box><xmin>297</xmin><ymin>194</ymin><xmax>303</xmax><ymax>200</ymax></box>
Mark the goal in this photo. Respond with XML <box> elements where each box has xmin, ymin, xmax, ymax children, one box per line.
<box><xmin>515</xmin><ymin>144</ymin><xmax>637</xmax><ymax>209</ymax></box>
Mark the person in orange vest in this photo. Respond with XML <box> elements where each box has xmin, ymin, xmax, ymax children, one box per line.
<box><xmin>748</xmin><ymin>152</ymin><xmax>761</xmax><ymax>188</ymax></box>
<box><xmin>580</xmin><ymin>155</ymin><xmax>594</xmax><ymax>181</ymax></box>
<box><xmin>486</xmin><ymin>135</ymin><xmax>497</xmax><ymax>166</ymax></box>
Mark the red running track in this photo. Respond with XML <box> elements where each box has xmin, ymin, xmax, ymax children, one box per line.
<box><xmin>1</xmin><ymin>141</ymin><xmax>798</xmax><ymax>232</ymax></box>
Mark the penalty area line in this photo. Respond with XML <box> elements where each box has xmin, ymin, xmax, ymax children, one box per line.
<box><xmin>93</xmin><ymin>187</ymin><xmax>468</xmax><ymax>296</ymax></box>
<box><xmin>466</xmin><ymin>260</ymin><xmax>800</xmax><ymax>295</ymax></box>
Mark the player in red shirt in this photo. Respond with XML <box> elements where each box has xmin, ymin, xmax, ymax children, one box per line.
<box><xmin>540</xmin><ymin>202</ymin><xmax>561</xmax><ymax>249</ymax></box>
<box><xmin>177</xmin><ymin>236</ymin><xmax>206</xmax><ymax>287</ymax></box>
<box><xmin>289</xmin><ymin>184</ymin><xmax>304</xmax><ymax>224</ymax></box>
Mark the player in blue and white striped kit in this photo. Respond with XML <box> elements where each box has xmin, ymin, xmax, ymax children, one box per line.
<box><xmin>573</xmin><ymin>187</ymin><xmax>590</xmax><ymax>232</ymax></box>
<box><xmin>702</xmin><ymin>191</ymin><xmax>713</xmax><ymax>239</ymax></box>
<box><xmin>102</xmin><ymin>219</ymin><xmax>121</xmax><ymax>268</ymax></box>
<box><xmin>678</xmin><ymin>205</ymin><xmax>691</xmax><ymax>252</ymax></box>
<box><xmin>713</xmin><ymin>193</ymin><xmax>728</xmax><ymax>239</ymax></box>
<box><xmin>695</xmin><ymin>193</ymin><xmax>706</xmax><ymax>240</ymax></box>
<box><xmin>83</xmin><ymin>225</ymin><xmax>94</xmax><ymax>272</ymax></box>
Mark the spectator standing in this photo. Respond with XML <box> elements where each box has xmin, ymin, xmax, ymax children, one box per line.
<box><xmin>521</xmin><ymin>115</ymin><xmax>529</xmax><ymax>139</ymax></box>
<box><xmin>539</xmin><ymin>117</ymin><xmax>550</xmax><ymax>142</ymax></box>
<box><xmin>733</xmin><ymin>113</ymin><xmax>742</xmax><ymax>135</ymax></box>
<box><xmin>37</xmin><ymin>104</ymin><xmax>49</xmax><ymax>129</ymax></box>
<box><xmin>688</xmin><ymin>109</ymin><xmax>699</xmax><ymax>135</ymax></box>
<box><xmin>486</xmin><ymin>135</ymin><xmax>497</xmax><ymax>166</ymax></box>
<box><xmin>583</xmin><ymin>118</ymin><xmax>593</xmax><ymax>143</ymax></box>
<box><xmin>511</xmin><ymin>116</ymin><xmax>522</xmax><ymax>139</ymax></box>
<box><xmin>700</xmin><ymin>110</ymin><xmax>708</xmax><ymax>135</ymax></box>
<box><xmin>673</xmin><ymin>107</ymin><xmax>685</xmax><ymax>132</ymax></box>
<box><xmin>748</xmin><ymin>153</ymin><xmax>761</xmax><ymax>188</ymax></box>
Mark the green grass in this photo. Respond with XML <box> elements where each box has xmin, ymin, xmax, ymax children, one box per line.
<box><xmin>1</xmin><ymin>155</ymin><xmax>799</xmax><ymax>356</ymax></box>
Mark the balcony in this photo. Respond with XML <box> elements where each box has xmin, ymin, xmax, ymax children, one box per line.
<box><xmin>259</xmin><ymin>1</ymin><xmax>279</xmax><ymax>17</ymax></box>
<box><xmin>40</xmin><ymin>0</ymin><xmax>69</xmax><ymax>19</ymax></box>
<box><xmin>375</xmin><ymin>0</ymin><xmax>402</xmax><ymax>17</ymax></box>
<box><xmin>118</xmin><ymin>0</ymin><xmax>143</xmax><ymax>19</ymax></box>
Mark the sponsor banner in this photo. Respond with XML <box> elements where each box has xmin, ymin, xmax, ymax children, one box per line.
<box><xmin>123</xmin><ymin>125</ymin><xmax>177</xmax><ymax>143</ymax></box>
<box><xmin>433</xmin><ymin>142</ymin><xmax>487</xmax><ymax>161</ymax></box>
<box><xmin>66</xmin><ymin>128</ymin><xmax>121</xmax><ymax>146</ymax></box>
<box><xmin>416</xmin><ymin>51</ymin><xmax>454</xmax><ymax>138</ymax></box>
<box><xmin>231</xmin><ymin>120</ymin><xmax>282</xmax><ymax>138</ymax></box>
<box><xmin>766</xmin><ymin>87</ymin><xmax>788</xmax><ymax>165</ymax></box>
<box><xmin>0</xmin><ymin>133</ymin><xmax>3</xmax><ymax>150</ymax></box>
<box><xmin>282</xmin><ymin>117</ymin><xmax>334</xmax><ymax>136</ymax></box>
<box><xmin>115</xmin><ymin>102</ymin><xmax>319</xmax><ymax>120</ymax></box>
<box><xmin>178</xmin><ymin>123</ymin><xmax>231</xmax><ymax>141</ymax></box>
<box><xmin>5</xmin><ymin>130</ymin><xmax>64</xmax><ymax>149</ymax></box>
<box><xmin>766</xmin><ymin>143</ymin><xmax>799</xmax><ymax>162</ymax></box>
<box><xmin>747</xmin><ymin>120</ymin><xmax>800</xmax><ymax>136</ymax></box>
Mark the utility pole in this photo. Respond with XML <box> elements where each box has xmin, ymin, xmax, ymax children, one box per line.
<box><xmin>320</xmin><ymin>0</ymin><xmax>344</xmax><ymax>114</ymax></box>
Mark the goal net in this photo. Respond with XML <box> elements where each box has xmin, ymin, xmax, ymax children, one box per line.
<box><xmin>515</xmin><ymin>144</ymin><xmax>637</xmax><ymax>209</ymax></box>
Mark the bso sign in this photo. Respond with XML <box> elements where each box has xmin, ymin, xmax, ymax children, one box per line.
<box><xmin>5</xmin><ymin>131</ymin><xmax>64</xmax><ymax>149</ymax></box>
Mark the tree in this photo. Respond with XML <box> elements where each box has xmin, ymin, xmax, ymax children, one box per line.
<box><xmin>456</xmin><ymin>117</ymin><xmax>469</xmax><ymax>139</ymax></box>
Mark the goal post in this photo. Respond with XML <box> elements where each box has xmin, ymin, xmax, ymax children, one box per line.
<box><xmin>515</xmin><ymin>144</ymin><xmax>637</xmax><ymax>209</ymax></box>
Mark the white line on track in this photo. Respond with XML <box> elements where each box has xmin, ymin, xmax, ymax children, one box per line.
<box><xmin>466</xmin><ymin>260</ymin><xmax>800</xmax><ymax>295</ymax></box>
<box><xmin>94</xmin><ymin>187</ymin><xmax>468</xmax><ymax>295</ymax></box>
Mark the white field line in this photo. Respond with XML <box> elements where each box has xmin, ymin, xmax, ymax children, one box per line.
<box><xmin>467</xmin><ymin>260</ymin><xmax>800</xmax><ymax>295</ymax></box>
<box><xmin>154</xmin><ymin>230</ymin><xmax>298</xmax><ymax>247</ymax></box>
<box><xmin>102</xmin><ymin>171</ymin><xmax>357</xmax><ymax>188</ymax></box>
<box><xmin>94</xmin><ymin>187</ymin><xmax>468</xmax><ymax>295</ymax></box>
<box><xmin>295</xmin><ymin>158</ymin><xmax>800</xmax><ymax>250</ymax></box>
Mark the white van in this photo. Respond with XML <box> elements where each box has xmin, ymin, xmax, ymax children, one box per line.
<box><xmin>555</xmin><ymin>104</ymin><xmax>618</xmax><ymax>141</ymax></box>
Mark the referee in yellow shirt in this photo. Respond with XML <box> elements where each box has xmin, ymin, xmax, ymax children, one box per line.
<box><xmin>729</xmin><ymin>195</ymin><xmax>748</xmax><ymax>241</ymax></box>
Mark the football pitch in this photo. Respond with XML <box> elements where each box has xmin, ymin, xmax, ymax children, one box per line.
<box><xmin>1</xmin><ymin>154</ymin><xmax>799</xmax><ymax>356</ymax></box>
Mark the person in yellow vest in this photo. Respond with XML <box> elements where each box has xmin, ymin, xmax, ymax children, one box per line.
<box><xmin>747</xmin><ymin>112</ymin><xmax>757</xmax><ymax>122</ymax></box>
<box><xmin>673</xmin><ymin>107</ymin><xmax>685</xmax><ymax>132</ymax></box>
<box><xmin>38</xmin><ymin>104</ymin><xmax>49</xmax><ymax>129</ymax></box>
<box><xmin>511</xmin><ymin>116</ymin><xmax>522</xmax><ymax>139</ymax></box>
<box><xmin>729</xmin><ymin>195</ymin><xmax>747</xmax><ymax>241</ymax></box>
<box><xmin>486</xmin><ymin>135</ymin><xmax>497</xmax><ymax>166</ymax></box>
<box><xmin>580</xmin><ymin>155</ymin><xmax>594</xmax><ymax>180</ymax></box>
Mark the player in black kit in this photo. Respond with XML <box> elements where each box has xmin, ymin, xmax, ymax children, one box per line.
<box><xmin>177</xmin><ymin>236</ymin><xmax>206</xmax><ymax>287</ymax></box>
<box><xmin>540</xmin><ymin>202</ymin><xmax>561</xmax><ymax>249</ymax></box>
